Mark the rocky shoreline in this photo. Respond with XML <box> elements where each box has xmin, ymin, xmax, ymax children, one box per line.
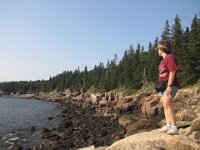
<box><xmin>2</xmin><ymin>87</ymin><xmax>200</xmax><ymax>150</ymax></box>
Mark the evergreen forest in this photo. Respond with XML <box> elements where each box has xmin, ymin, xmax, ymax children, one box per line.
<box><xmin>0</xmin><ymin>15</ymin><xmax>200</xmax><ymax>94</ymax></box>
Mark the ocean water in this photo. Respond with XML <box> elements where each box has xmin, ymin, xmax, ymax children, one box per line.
<box><xmin>0</xmin><ymin>97</ymin><xmax>62</xmax><ymax>150</ymax></box>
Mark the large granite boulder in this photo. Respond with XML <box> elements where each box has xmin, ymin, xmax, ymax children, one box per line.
<box><xmin>105</xmin><ymin>130</ymin><xmax>200</xmax><ymax>150</ymax></box>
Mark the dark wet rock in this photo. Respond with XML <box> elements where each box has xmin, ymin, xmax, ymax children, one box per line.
<box><xmin>49</xmin><ymin>141</ymin><xmax>67</xmax><ymax>150</ymax></box>
<box><xmin>33</xmin><ymin>100</ymin><xmax>126</xmax><ymax>150</ymax></box>
<box><xmin>41</xmin><ymin>130</ymin><xmax>60</xmax><ymax>141</ymax></box>
<box><xmin>30</xmin><ymin>126</ymin><xmax>36</xmax><ymax>132</ymax></box>
<box><xmin>58</xmin><ymin>119</ymin><xmax>72</xmax><ymax>130</ymax></box>
<box><xmin>14</xmin><ymin>145</ymin><xmax>22</xmax><ymax>150</ymax></box>
<box><xmin>41</xmin><ymin>128</ymin><xmax>52</xmax><ymax>134</ymax></box>
<box><xmin>48</xmin><ymin>116</ymin><xmax>54</xmax><ymax>120</ymax></box>
<box><xmin>40</xmin><ymin>128</ymin><xmax>60</xmax><ymax>141</ymax></box>
<box><xmin>33</xmin><ymin>144</ymin><xmax>48</xmax><ymax>150</ymax></box>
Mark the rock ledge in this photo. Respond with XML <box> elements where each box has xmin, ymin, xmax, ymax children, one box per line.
<box><xmin>105</xmin><ymin>130</ymin><xmax>200</xmax><ymax>150</ymax></box>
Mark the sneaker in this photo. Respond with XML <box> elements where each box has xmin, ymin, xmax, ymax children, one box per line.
<box><xmin>158</xmin><ymin>125</ymin><xmax>171</xmax><ymax>132</ymax></box>
<box><xmin>167</xmin><ymin>126</ymin><xmax>178</xmax><ymax>135</ymax></box>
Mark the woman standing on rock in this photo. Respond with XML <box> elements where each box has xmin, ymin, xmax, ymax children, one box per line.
<box><xmin>156</xmin><ymin>39</ymin><xmax>179</xmax><ymax>135</ymax></box>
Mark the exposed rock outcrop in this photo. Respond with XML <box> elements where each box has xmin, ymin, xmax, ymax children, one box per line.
<box><xmin>106</xmin><ymin>130</ymin><xmax>200</xmax><ymax>150</ymax></box>
<box><xmin>75</xmin><ymin>87</ymin><xmax>200</xmax><ymax>150</ymax></box>
<box><xmin>5</xmin><ymin>86</ymin><xmax>200</xmax><ymax>149</ymax></box>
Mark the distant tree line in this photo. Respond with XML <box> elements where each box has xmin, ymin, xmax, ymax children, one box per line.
<box><xmin>0</xmin><ymin>15</ymin><xmax>200</xmax><ymax>94</ymax></box>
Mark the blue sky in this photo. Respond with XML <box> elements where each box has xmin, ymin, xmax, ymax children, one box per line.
<box><xmin>0</xmin><ymin>0</ymin><xmax>199</xmax><ymax>82</ymax></box>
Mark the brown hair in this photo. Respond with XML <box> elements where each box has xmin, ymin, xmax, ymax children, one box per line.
<box><xmin>158</xmin><ymin>39</ymin><xmax>172</xmax><ymax>54</ymax></box>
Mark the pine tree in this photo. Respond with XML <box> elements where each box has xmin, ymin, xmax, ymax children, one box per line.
<box><xmin>171</xmin><ymin>15</ymin><xmax>185</xmax><ymax>85</ymax></box>
<box><xmin>118</xmin><ymin>50</ymin><xmax>129</xmax><ymax>88</ymax></box>
<box><xmin>146</xmin><ymin>38</ymin><xmax>160</xmax><ymax>83</ymax></box>
<box><xmin>119</xmin><ymin>46</ymin><xmax>135</xmax><ymax>88</ymax></box>
<box><xmin>82</xmin><ymin>66</ymin><xmax>89</xmax><ymax>91</ymax></box>
<box><xmin>188</xmin><ymin>15</ymin><xmax>200</xmax><ymax>83</ymax></box>
<box><xmin>125</xmin><ymin>46</ymin><xmax>135</xmax><ymax>88</ymax></box>
<box><xmin>181</xmin><ymin>27</ymin><xmax>194</xmax><ymax>85</ymax></box>
<box><xmin>132</xmin><ymin>44</ymin><xmax>142</xmax><ymax>88</ymax></box>
<box><xmin>161</xmin><ymin>20</ymin><xmax>172</xmax><ymax>41</ymax></box>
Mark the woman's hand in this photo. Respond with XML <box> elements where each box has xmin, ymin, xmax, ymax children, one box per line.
<box><xmin>165</xmin><ymin>86</ymin><xmax>173</xmax><ymax>94</ymax></box>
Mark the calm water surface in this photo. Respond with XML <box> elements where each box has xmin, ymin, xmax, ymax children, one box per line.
<box><xmin>0</xmin><ymin>97</ymin><xmax>63</xmax><ymax>149</ymax></box>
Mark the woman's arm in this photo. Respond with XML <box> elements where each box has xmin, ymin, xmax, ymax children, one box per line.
<box><xmin>168</xmin><ymin>71</ymin><xmax>176</xmax><ymax>86</ymax></box>
<box><xmin>165</xmin><ymin>71</ymin><xmax>176</xmax><ymax>93</ymax></box>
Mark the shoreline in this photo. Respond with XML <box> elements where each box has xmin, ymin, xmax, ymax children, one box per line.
<box><xmin>0</xmin><ymin>96</ymin><xmax>63</xmax><ymax>150</ymax></box>
<box><xmin>1</xmin><ymin>92</ymin><xmax>127</xmax><ymax>149</ymax></box>
<box><xmin>1</xmin><ymin>87</ymin><xmax>200</xmax><ymax>149</ymax></box>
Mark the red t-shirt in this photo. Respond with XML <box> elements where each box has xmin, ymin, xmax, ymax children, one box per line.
<box><xmin>159</xmin><ymin>54</ymin><xmax>179</xmax><ymax>87</ymax></box>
